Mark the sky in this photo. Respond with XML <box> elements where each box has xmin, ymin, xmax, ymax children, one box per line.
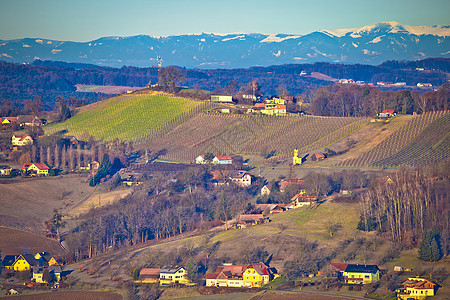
<box><xmin>0</xmin><ymin>0</ymin><xmax>449</xmax><ymax>42</ymax></box>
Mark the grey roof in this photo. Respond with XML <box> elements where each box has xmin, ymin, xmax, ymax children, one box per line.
<box><xmin>2</xmin><ymin>255</ymin><xmax>16</xmax><ymax>267</ymax></box>
<box><xmin>345</xmin><ymin>264</ymin><xmax>379</xmax><ymax>274</ymax></box>
<box><xmin>159</xmin><ymin>266</ymin><xmax>184</xmax><ymax>274</ymax></box>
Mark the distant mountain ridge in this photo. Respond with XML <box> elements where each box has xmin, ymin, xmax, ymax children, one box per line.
<box><xmin>1</xmin><ymin>22</ymin><xmax>449</xmax><ymax>68</ymax></box>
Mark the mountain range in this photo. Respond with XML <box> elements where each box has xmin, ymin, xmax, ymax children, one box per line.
<box><xmin>1</xmin><ymin>21</ymin><xmax>449</xmax><ymax>69</ymax></box>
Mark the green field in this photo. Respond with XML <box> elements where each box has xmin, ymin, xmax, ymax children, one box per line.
<box><xmin>45</xmin><ymin>93</ymin><xmax>204</xmax><ymax>141</ymax></box>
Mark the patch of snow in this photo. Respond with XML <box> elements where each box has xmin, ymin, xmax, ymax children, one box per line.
<box><xmin>51</xmin><ymin>49</ymin><xmax>62</xmax><ymax>54</ymax></box>
<box><xmin>418</xmin><ymin>52</ymin><xmax>426</xmax><ymax>56</ymax></box>
<box><xmin>2</xmin><ymin>53</ymin><xmax>12</xmax><ymax>58</ymax></box>
<box><xmin>260</xmin><ymin>34</ymin><xmax>300</xmax><ymax>43</ymax></box>
<box><xmin>272</xmin><ymin>50</ymin><xmax>281</xmax><ymax>57</ymax></box>
<box><xmin>441</xmin><ymin>50</ymin><xmax>450</xmax><ymax>55</ymax></box>
<box><xmin>22</xmin><ymin>44</ymin><xmax>31</xmax><ymax>48</ymax></box>
<box><xmin>368</xmin><ymin>35</ymin><xmax>384</xmax><ymax>43</ymax></box>
<box><xmin>34</xmin><ymin>56</ymin><xmax>39</xmax><ymax>60</ymax></box>
<box><xmin>200</xmin><ymin>38</ymin><xmax>205</xmax><ymax>42</ymax></box>
<box><xmin>293</xmin><ymin>57</ymin><xmax>306</xmax><ymax>61</ymax></box>
<box><xmin>98</xmin><ymin>43</ymin><xmax>102</xmax><ymax>45</ymax></box>
<box><xmin>320</xmin><ymin>28</ymin><xmax>357</xmax><ymax>37</ymax></box>
<box><xmin>171</xmin><ymin>50</ymin><xmax>176</xmax><ymax>54</ymax></box>
<box><xmin>47</xmin><ymin>41</ymin><xmax>52</xmax><ymax>44</ymax></box>
<box><xmin>35</xmin><ymin>39</ymin><xmax>43</xmax><ymax>44</ymax></box>
<box><xmin>350</xmin><ymin>33</ymin><xmax>362</xmax><ymax>38</ymax></box>
<box><xmin>297</xmin><ymin>41</ymin><xmax>302</xmax><ymax>46</ymax></box>
<box><xmin>150</xmin><ymin>46</ymin><xmax>153</xmax><ymax>50</ymax></box>
<box><xmin>222</xmin><ymin>35</ymin><xmax>245</xmax><ymax>42</ymax></box>
<box><xmin>352</xmin><ymin>42</ymin><xmax>358</xmax><ymax>48</ymax></box>
<box><xmin>363</xmin><ymin>49</ymin><xmax>380</xmax><ymax>55</ymax></box>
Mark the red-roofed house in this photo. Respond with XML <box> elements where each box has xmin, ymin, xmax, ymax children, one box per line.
<box><xmin>378</xmin><ymin>109</ymin><xmax>396</xmax><ymax>118</ymax></box>
<box><xmin>291</xmin><ymin>194</ymin><xmax>318</xmax><ymax>207</ymax></box>
<box><xmin>212</xmin><ymin>155</ymin><xmax>233</xmax><ymax>165</ymax></box>
<box><xmin>243</xmin><ymin>262</ymin><xmax>279</xmax><ymax>287</ymax></box>
<box><xmin>12</xmin><ymin>134</ymin><xmax>33</xmax><ymax>146</ymax></box>
<box><xmin>22</xmin><ymin>163</ymin><xmax>49</xmax><ymax>176</ymax></box>
<box><xmin>1</xmin><ymin>117</ymin><xmax>18</xmax><ymax>125</ymax></box>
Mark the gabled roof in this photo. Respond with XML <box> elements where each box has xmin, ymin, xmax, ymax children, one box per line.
<box><xmin>345</xmin><ymin>264</ymin><xmax>379</xmax><ymax>274</ymax></box>
<box><xmin>381</xmin><ymin>109</ymin><xmax>395</xmax><ymax>114</ymax></box>
<box><xmin>205</xmin><ymin>272</ymin><xmax>220</xmax><ymax>279</ymax></box>
<box><xmin>312</xmin><ymin>152</ymin><xmax>325</xmax><ymax>159</ymax></box>
<box><xmin>22</xmin><ymin>163</ymin><xmax>49</xmax><ymax>170</ymax></box>
<box><xmin>159</xmin><ymin>266</ymin><xmax>184</xmax><ymax>274</ymax></box>
<box><xmin>214</xmin><ymin>155</ymin><xmax>232</xmax><ymax>161</ymax></box>
<box><xmin>0</xmin><ymin>165</ymin><xmax>12</xmax><ymax>170</ymax></box>
<box><xmin>330</xmin><ymin>262</ymin><xmax>356</xmax><ymax>272</ymax></box>
<box><xmin>239</xmin><ymin>214</ymin><xmax>265</xmax><ymax>222</ymax></box>
<box><xmin>2</xmin><ymin>255</ymin><xmax>16</xmax><ymax>267</ymax></box>
<box><xmin>17</xmin><ymin>115</ymin><xmax>41</xmax><ymax>124</ymax></box>
<box><xmin>13</xmin><ymin>134</ymin><xmax>32</xmax><ymax>141</ymax></box>
<box><xmin>139</xmin><ymin>268</ymin><xmax>160</xmax><ymax>276</ymax></box>
<box><xmin>246</xmin><ymin>262</ymin><xmax>270</xmax><ymax>275</ymax></box>
<box><xmin>13</xmin><ymin>254</ymin><xmax>40</xmax><ymax>267</ymax></box>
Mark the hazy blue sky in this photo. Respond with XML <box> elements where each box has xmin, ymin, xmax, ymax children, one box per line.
<box><xmin>1</xmin><ymin>0</ymin><xmax>449</xmax><ymax>41</ymax></box>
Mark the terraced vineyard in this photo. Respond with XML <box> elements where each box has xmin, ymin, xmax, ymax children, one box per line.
<box><xmin>338</xmin><ymin>111</ymin><xmax>450</xmax><ymax>168</ymax></box>
<box><xmin>45</xmin><ymin>93</ymin><xmax>208</xmax><ymax>141</ymax></box>
<box><xmin>143</xmin><ymin>113</ymin><xmax>367</xmax><ymax>162</ymax></box>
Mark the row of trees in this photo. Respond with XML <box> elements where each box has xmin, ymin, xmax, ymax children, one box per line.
<box><xmin>309</xmin><ymin>84</ymin><xmax>449</xmax><ymax>117</ymax></box>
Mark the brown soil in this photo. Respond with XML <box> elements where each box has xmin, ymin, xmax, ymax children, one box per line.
<box><xmin>0</xmin><ymin>226</ymin><xmax>65</xmax><ymax>256</ymax></box>
<box><xmin>252</xmin><ymin>291</ymin><xmax>359</xmax><ymax>300</ymax></box>
<box><xmin>0</xmin><ymin>291</ymin><xmax>123</xmax><ymax>300</ymax></box>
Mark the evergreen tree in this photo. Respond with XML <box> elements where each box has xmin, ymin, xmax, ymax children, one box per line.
<box><xmin>185</xmin><ymin>257</ymin><xmax>198</xmax><ymax>281</ymax></box>
<box><xmin>418</xmin><ymin>228</ymin><xmax>442</xmax><ymax>261</ymax></box>
<box><xmin>42</xmin><ymin>269</ymin><xmax>53</xmax><ymax>283</ymax></box>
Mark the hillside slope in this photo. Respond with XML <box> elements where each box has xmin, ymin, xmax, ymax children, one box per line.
<box><xmin>45</xmin><ymin>92</ymin><xmax>207</xmax><ymax>141</ymax></box>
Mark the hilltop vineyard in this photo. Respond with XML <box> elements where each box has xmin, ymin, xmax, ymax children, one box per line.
<box><xmin>338</xmin><ymin>111</ymin><xmax>450</xmax><ymax>168</ymax></box>
<box><xmin>45</xmin><ymin>93</ymin><xmax>209</xmax><ymax>141</ymax></box>
<box><xmin>142</xmin><ymin>113</ymin><xmax>368</xmax><ymax>162</ymax></box>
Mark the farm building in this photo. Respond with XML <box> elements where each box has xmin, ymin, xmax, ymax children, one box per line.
<box><xmin>238</xmin><ymin>214</ymin><xmax>267</xmax><ymax>228</ymax></box>
<box><xmin>377</xmin><ymin>109</ymin><xmax>397</xmax><ymax>118</ymax></box>
<box><xmin>344</xmin><ymin>264</ymin><xmax>380</xmax><ymax>284</ymax></box>
<box><xmin>212</xmin><ymin>155</ymin><xmax>233</xmax><ymax>164</ymax></box>
<box><xmin>0</xmin><ymin>165</ymin><xmax>12</xmax><ymax>176</ymax></box>
<box><xmin>206</xmin><ymin>263</ymin><xmax>278</xmax><ymax>288</ymax></box>
<box><xmin>311</xmin><ymin>152</ymin><xmax>326</xmax><ymax>161</ymax></box>
<box><xmin>211</xmin><ymin>95</ymin><xmax>233</xmax><ymax>103</ymax></box>
<box><xmin>17</xmin><ymin>115</ymin><xmax>42</xmax><ymax>127</ymax></box>
<box><xmin>138</xmin><ymin>268</ymin><xmax>161</xmax><ymax>283</ymax></box>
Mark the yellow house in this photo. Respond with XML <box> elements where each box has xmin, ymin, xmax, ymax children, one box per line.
<box><xmin>32</xmin><ymin>266</ymin><xmax>62</xmax><ymax>283</ymax></box>
<box><xmin>12</xmin><ymin>254</ymin><xmax>39</xmax><ymax>271</ymax></box>
<box><xmin>12</xmin><ymin>134</ymin><xmax>33</xmax><ymax>146</ymax></box>
<box><xmin>159</xmin><ymin>266</ymin><xmax>192</xmax><ymax>286</ymax></box>
<box><xmin>243</xmin><ymin>263</ymin><xmax>277</xmax><ymax>287</ymax></box>
<box><xmin>344</xmin><ymin>264</ymin><xmax>380</xmax><ymax>284</ymax></box>
<box><xmin>397</xmin><ymin>278</ymin><xmax>437</xmax><ymax>300</ymax></box>
<box><xmin>22</xmin><ymin>163</ymin><xmax>50</xmax><ymax>176</ymax></box>
<box><xmin>34</xmin><ymin>252</ymin><xmax>58</xmax><ymax>266</ymax></box>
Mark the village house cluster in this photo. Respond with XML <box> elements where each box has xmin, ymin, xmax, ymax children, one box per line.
<box><xmin>205</xmin><ymin>262</ymin><xmax>279</xmax><ymax>287</ymax></box>
<box><xmin>1</xmin><ymin>252</ymin><xmax>63</xmax><ymax>284</ymax></box>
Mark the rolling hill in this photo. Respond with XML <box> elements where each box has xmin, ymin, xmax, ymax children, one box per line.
<box><xmin>45</xmin><ymin>92</ymin><xmax>210</xmax><ymax>141</ymax></box>
<box><xmin>45</xmin><ymin>91</ymin><xmax>450</xmax><ymax>168</ymax></box>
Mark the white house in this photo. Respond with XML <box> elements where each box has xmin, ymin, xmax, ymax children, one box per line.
<box><xmin>195</xmin><ymin>155</ymin><xmax>206</xmax><ymax>164</ymax></box>
<box><xmin>212</xmin><ymin>155</ymin><xmax>233</xmax><ymax>165</ymax></box>
<box><xmin>230</xmin><ymin>171</ymin><xmax>252</xmax><ymax>187</ymax></box>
